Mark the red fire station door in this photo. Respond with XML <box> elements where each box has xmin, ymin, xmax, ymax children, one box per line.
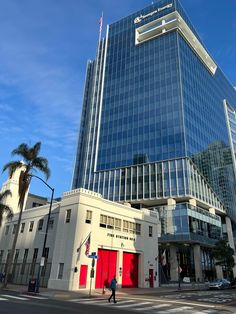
<box><xmin>122</xmin><ymin>252</ymin><xmax>139</xmax><ymax>288</ymax></box>
<box><xmin>79</xmin><ymin>265</ymin><xmax>88</xmax><ymax>288</ymax></box>
<box><xmin>95</xmin><ymin>249</ymin><xmax>117</xmax><ymax>288</ymax></box>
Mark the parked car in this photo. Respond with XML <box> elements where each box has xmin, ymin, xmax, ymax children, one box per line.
<box><xmin>230</xmin><ymin>278</ymin><xmax>236</xmax><ymax>288</ymax></box>
<box><xmin>208</xmin><ymin>279</ymin><xmax>231</xmax><ymax>290</ymax></box>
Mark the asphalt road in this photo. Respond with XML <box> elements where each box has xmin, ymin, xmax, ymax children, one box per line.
<box><xmin>0</xmin><ymin>290</ymin><xmax>235</xmax><ymax>314</ymax></box>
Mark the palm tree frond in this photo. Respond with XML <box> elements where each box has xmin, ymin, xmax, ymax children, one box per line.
<box><xmin>33</xmin><ymin>157</ymin><xmax>51</xmax><ymax>179</ymax></box>
<box><xmin>0</xmin><ymin>190</ymin><xmax>12</xmax><ymax>200</ymax></box>
<box><xmin>11</xmin><ymin>143</ymin><xmax>29</xmax><ymax>160</ymax></box>
<box><xmin>2</xmin><ymin>161</ymin><xmax>24</xmax><ymax>178</ymax></box>
<box><xmin>0</xmin><ymin>204</ymin><xmax>13</xmax><ymax>226</ymax></box>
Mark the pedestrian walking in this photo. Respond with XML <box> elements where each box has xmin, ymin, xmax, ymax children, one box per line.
<box><xmin>108</xmin><ymin>276</ymin><xmax>117</xmax><ymax>303</ymax></box>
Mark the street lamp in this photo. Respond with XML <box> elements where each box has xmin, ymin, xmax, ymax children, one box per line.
<box><xmin>28</xmin><ymin>174</ymin><xmax>54</xmax><ymax>293</ymax></box>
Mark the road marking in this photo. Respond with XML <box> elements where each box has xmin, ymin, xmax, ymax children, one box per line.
<box><xmin>69</xmin><ymin>298</ymin><xmax>105</xmax><ymax>302</ymax></box>
<box><xmin>116</xmin><ymin>301</ymin><xmax>151</xmax><ymax>308</ymax></box>
<box><xmin>0</xmin><ymin>297</ymin><xmax>7</xmax><ymax>301</ymax></box>
<box><xmin>20</xmin><ymin>295</ymin><xmax>48</xmax><ymax>300</ymax></box>
<box><xmin>165</xmin><ymin>306</ymin><xmax>193</xmax><ymax>312</ymax></box>
<box><xmin>1</xmin><ymin>294</ymin><xmax>29</xmax><ymax>300</ymax></box>
<box><xmin>120</xmin><ymin>297</ymin><xmax>216</xmax><ymax>308</ymax></box>
<box><xmin>135</xmin><ymin>303</ymin><xmax>171</xmax><ymax>310</ymax></box>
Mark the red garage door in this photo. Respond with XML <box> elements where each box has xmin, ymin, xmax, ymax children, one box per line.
<box><xmin>95</xmin><ymin>249</ymin><xmax>117</xmax><ymax>289</ymax></box>
<box><xmin>122</xmin><ymin>252</ymin><xmax>139</xmax><ymax>288</ymax></box>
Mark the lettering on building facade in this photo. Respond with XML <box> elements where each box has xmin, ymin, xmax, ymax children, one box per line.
<box><xmin>134</xmin><ymin>3</ymin><xmax>173</xmax><ymax>24</ymax></box>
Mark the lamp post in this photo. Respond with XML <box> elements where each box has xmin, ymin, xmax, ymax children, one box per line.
<box><xmin>176</xmin><ymin>250</ymin><xmax>181</xmax><ymax>290</ymax></box>
<box><xmin>28</xmin><ymin>174</ymin><xmax>54</xmax><ymax>293</ymax></box>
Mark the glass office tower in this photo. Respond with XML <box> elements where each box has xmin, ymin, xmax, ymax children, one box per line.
<box><xmin>73</xmin><ymin>0</ymin><xmax>236</xmax><ymax>281</ymax></box>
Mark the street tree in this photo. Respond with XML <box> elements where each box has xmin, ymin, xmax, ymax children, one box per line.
<box><xmin>2</xmin><ymin>142</ymin><xmax>50</xmax><ymax>287</ymax></box>
<box><xmin>212</xmin><ymin>239</ymin><xmax>235</xmax><ymax>279</ymax></box>
<box><xmin>0</xmin><ymin>190</ymin><xmax>13</xmax><ymax>226</ymax></box>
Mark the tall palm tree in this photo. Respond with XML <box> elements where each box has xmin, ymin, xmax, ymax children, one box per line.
<box><xmin>2</xmin><ymin>142</ymin><xmax>50</xmax><ymax>287</ymax></box>
<box><xmin>0</xmin><ymin>190</ymin><xmax>13</xmax><ymax>226</ymax></box>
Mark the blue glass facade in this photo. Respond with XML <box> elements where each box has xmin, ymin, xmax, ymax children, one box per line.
<box><xmin>72</xmin><ymin>0</ymin><xmax>236</xmax><ymax>223</ymax></box>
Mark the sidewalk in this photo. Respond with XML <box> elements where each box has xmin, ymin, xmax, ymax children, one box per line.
<box><xmin>0</xmin><ymin>283</ymin><xmax>207</xmax><ymax>300</ymax></box>
<box><xmin>2</xmin><ymin>283</ymin><xmax>236</xmax><ymax>313</ymax></box>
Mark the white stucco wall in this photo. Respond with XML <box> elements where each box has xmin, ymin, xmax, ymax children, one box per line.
<box><xmin>48</xmin><ymin>188</ymin><xmax>159</xmax><ymax>290</ymax></box>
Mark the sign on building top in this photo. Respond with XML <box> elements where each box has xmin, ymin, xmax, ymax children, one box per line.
<box><xmin>134</xmin><ymin>3</ymin><xmax>173</xmax><ymax>24</ymax></box>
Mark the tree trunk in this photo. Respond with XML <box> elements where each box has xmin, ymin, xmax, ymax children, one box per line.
<box><xmin>2</xmin><ymin>201</ymin><xmax>24</xmax><ymax>287</ymax></box>
<box><xmin>2</xmin><ymin>173</ymin><xmax>29</xmax><ymax>288</ymax></box>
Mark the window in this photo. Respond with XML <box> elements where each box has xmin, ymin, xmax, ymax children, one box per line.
<box><xmin>29</xmin><ymin>221</ymin><xmax>34</xmax><ymax>232</ymax></box>
<box><xmin>30</xmin><ymin>248</ymin><xmax>38</xmax><ymax>275</ymax></box>
<box><xmin>12</xmin><ymin>224</ymin><xmax>17</xmax><ymax>234</ymax></box>
<box><xmin>123</xmin><ymin>220</ymin><xmax>141</xmax><ymax>235</ymax></box>
<box><xmin>41</xmin><ymin>248</ymin><xmax>49</xmax><ymax>277</ymax></box>
<box><xmin>58</xmin><ymin>263</ymin><xmax>64</xmax><ymax>279</ymax></box>
<box><xmin>123</xmin><ymin>220</ymin><xmax>129</xmax><ymax>233</ymax></box>
<box><xmin>12</xmin><ymin>249</ymin><xmax>19</xmax><ymax>276</ymax></box>
<box><xmin>65</xmin><ymin>209</ymin><xmax>71</xmax><ymax>223</ymax></box>
<box><xmin>0</xmin><ymin>250</ymin><xmax>4</xmax><ymax>265</ymax></box>
<box><xmin>5</xmin><ymin>225</ymin><xmax>9</xmax><ymax>235</ymax></box>
<box><xmin>20</xmin><ymin>223</ymin><xmax>25</xmax><ymax>233</ymax></box>
<box><xmin>136</xmin><ymin>223</ymin><xmax>141</xmax><ymax>235</ymax></box>
<box><xmin>85</xmin><ymin>210</ymin><xmax>92</xmax><ymax>224</ymax></box>
<box><xmin>100</xmin><ymin>214</ymin><xmax>107</xmax><ymax>228</ymax></box>
<box><xmin>149</xmin><ymin>226</ymin><xmax>153</xmax><ymax>237</ymax></box>
<box><xmin>32</xmin><ymin>202</ymin><xmax>43</xmax><ymax>207</ymax></box>
<box><xmin>48</xmin><ymin>218</ymin><xmax>54</xmax><ymax>230</ymax></box>
<box><xmin>115</xmin><ymin>218</ymin><xmax>121</xmax><ymax>231</ymax></box>
<box><xmin>38</xmin><ymin>219</ymin><xmax>44</xmax><ymax>231</ymax></box>
<box><xmin>20</xmin><ymin>249</ymin><xmax>29</xmax><ymax>275</ymax></box>
<box><xmin>107</xmin><ymin>217</ymin><xmax>114</xmax><ymax>229</ymax></box>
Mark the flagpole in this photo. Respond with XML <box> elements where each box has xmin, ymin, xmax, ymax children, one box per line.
<box><xmin>99</xmin><ymin>12</ymin><xmax>103</xmax><ymax>41</ymax></box>
<box><xmin>76</xmin><ymin>232</ymin><xmax>91</xmax><ymax>254</ymax></box>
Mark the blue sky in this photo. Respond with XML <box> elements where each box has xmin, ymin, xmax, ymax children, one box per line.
<box><xmin>0</xmin><ymin>0</ymin><xmax>236</xmax><ymax>199</ymax></box>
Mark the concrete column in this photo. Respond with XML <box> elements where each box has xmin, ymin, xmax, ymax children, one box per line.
<box><xmin>215</xmin><ymin>265</ymin><xmax>223</xmax><ymax>279</ymax></box>
<box><xmin>225</xmin><ymin>216</ymin><xmax>235</xmax><ymax>250</ymax></box>
<box><xmin>169</xmin><ymin>246</ymin><xmax>178</xmax><ymax>281</ymax></box>
<box><xmin>167</xmin><ymin>198</ymin><xmax>176</xmax><ymax>206</ymax></box>
<box><xmin>193</xmin><ymin>245</ymin><xmax>203</xmax><ymax>282</ymax></box>
<box><xmin>225</xmin><ymin>216</ymin><xmax>236</xmax><ymax>278</ymax></box>
<box><xmin>209</xmin><ymin>208</ymin><xmax>215</xmax><ymax>215</ymax></box>
<box><xmin>167</xmin><ymin>199</ymin><xmax>176</xmax><ymax>234</ymax></box>
<box><xmin>189</xmin><ymin>199</ymin><xmax>197</xmax><ymax>207</ymax></box>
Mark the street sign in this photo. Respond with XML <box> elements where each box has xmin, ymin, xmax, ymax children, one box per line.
<box><xmin>88</xmin><ymin>255</ymin><xmax>99</xmax><ymax>259</ymax></box>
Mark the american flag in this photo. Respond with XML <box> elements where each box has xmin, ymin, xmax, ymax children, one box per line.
<box><xmin>85</xmin><ymin>234</ymin><xmax>90</xmax><ymax>256</ymax></box>
<box><xmin>99</xmin><ymin>15</ymin><xmax>103</xmax><ymax>34</ymax></box>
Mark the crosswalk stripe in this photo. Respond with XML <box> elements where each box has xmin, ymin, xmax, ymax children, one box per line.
<box><xmin>1</xmin><ymin>294</ymin><xmax>29</xmax><ymax>300</ymax></box>
<box><xmin>0</xmin><ymin>297</ymin><xmax>8</xmax><ymax>301</ymax></box>
<box><xmin>135</xmin><ymin>303</ymin><xmax>171</xmax><ymax>310</ymax></box>
<box><xmin>20</xmin><ymin>295</ymin><xmax>47</xmax><ymax>300</ymax></box>
<box><xmin>116</xmin><ymin>301</ymin><xmax>151</xmax><ymax>308</ymax></box>
<box><xmin>165</xmin><ymin>306</ymin><xmax>193</xmax><ymax>312</ymax></box>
